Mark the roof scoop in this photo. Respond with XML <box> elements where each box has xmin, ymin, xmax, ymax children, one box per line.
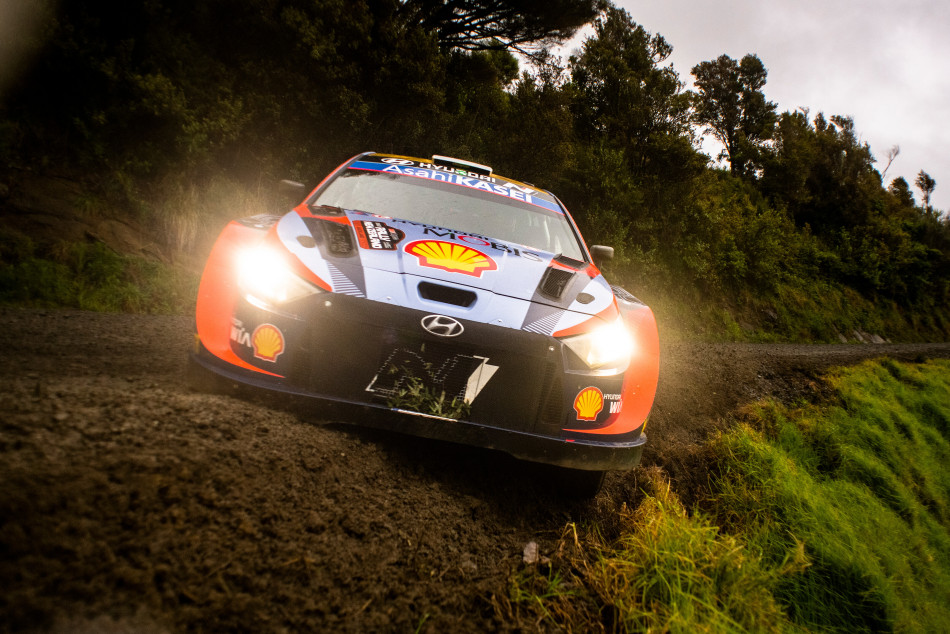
<box><xmin>432</xmin><ymin>155</ymin><xmax>492</xmax><ymax>177</ymax></box>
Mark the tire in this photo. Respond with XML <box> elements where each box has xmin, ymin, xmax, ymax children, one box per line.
<box><xmin>553</xmin><ymin>468</ymin><xmax>606</xmax><ymax>499</ymax></box>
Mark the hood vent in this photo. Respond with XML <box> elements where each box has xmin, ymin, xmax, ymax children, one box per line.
<box><xmin>418</xmin><ymin>282</ymin><xmax>477</xmax><ymax>307</ymax></box>
<box><xmin>539</xmin><ymin>267</ymin><xmax>575</xmax><ymax>299</ymax></box>
<box><xmin>302</xmin><ymin>217</ymin><xmax>355</xmax><ymax>256</ymax></box>
<box><xmin>326</xmin><ymin>222</ymin><xmax>354</xmax><ymax>256</ymax></box>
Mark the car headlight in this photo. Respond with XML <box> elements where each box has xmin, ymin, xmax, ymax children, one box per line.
<box><xmin>560</xmin><ymin>316</ymin><xmax>634</xmax><ymax>374</ymax></box>
<box><xmin>236</xmin><ymin>246</ymin><xmax>322</xmax><ymax>306</ymax></box>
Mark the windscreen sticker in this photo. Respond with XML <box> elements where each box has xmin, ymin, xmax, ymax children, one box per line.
<box><xmin>346</xmin><ymin>211</ymin><xmax>547</xmax><ymax>263</ymax></box>
<box><xmin>404</xmin><ymin>240</ymin><xmax>498</xmax><ymax>277</ymax></box>
<box><xmin>354</xmin><ymin>220</ymin><xmax>404</xmax><ymax>250</ymax></box>
<box><xmin>347</xmin><ymin>160</ymin><xmax>563</xmax><ymax>214</ymax></box>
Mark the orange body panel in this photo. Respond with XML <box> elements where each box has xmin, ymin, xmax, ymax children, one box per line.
<box><xmin>195</xmin><ymin>221</ymin><xmax>283</xmax><ymax>378</ymax></box>
<box><xmin>564</xmin><ymin>305</ymin><xmax>659</xmax><ymax>436</ymax></box>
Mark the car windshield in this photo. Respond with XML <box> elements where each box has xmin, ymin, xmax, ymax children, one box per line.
<box><xmin>312</xmin><ymin>169</ymin><xmax>586</xmax><ymax>260</ymax></box>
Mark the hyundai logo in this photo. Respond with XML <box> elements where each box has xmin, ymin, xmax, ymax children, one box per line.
<box><xmin>421</xmin><ymin>314</ymin><xmax>464</xmax><ymax>337</ymax></box>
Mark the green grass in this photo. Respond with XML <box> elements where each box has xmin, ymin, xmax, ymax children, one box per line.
<box><xmin>0</xmin><ymin>229</ymin><xmax>197</xmax><ymax>314</ymax></box>
<box><xmin>711</xmin><ymin>359</ymin><xmax>950</xmax><ymax>631</ymax></box>
<box><xmin>0</xmin><ymin>172</ymin><xmax>287</xmax><ymax>316</ymax></box>
<box><xmin>505</xmin><ymin>359</ymin><xmax>950</xmax><ymax>632</ymax></box>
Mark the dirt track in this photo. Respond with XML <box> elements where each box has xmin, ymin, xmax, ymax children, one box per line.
<box><xmin>1</xmin><ymin>308</ymin><xmax>948</xmax><ymax>633</ymax></box>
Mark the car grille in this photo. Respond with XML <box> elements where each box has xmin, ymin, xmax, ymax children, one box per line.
<box><xmin>537</xmin><ymin>361</ymin><xmax>564</xmax><ymax>433</ymax></box>
<box><xmin>367</xmin><ymin>343</ymin><xmax>486</xmax><ymax>403</ymax></box>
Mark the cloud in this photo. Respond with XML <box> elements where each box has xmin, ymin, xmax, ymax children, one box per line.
<box><xmin>617</xmin><ymin>0</ymin><xmax>949</xmax><ymax>210</ymax></box>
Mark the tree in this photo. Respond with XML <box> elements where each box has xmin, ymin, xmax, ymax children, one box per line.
<box><xmin>394</xmin><ymin>0</ymin><xmax>603</xmax><ymax>53</ymax></box>
<box><xmin>762</xmin><ymin>111</ymin><xmax>880</xmax><ymax>232</ymax></box>
<box><xmin>889</xmin><ymin>177</ymin><xmax>915</xmax><ymax>208</ymax></box>
<box><xmin>489</xmin><ymin>51</ymin><xmax>576</xmax><ymax>186</ymax></box>
<box><xmin>916</xmin><ymin>170</ymin><xmax>936</xmax><ymax>211</ymax></box>
<box><xmin>691</xmin><ymin>53</ymin><xmax>777</xmax><ymax>178</ymax></box>
<box><xmin>568</xmin><ymin>5</ymin><xmax>696</xmax><ymax>179</ymax></box>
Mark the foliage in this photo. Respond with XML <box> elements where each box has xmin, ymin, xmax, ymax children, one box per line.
<box><xmin>691</xmin><ymin>53</ymin><xmax>777</xmax><ymax>178</ymax></box>
<box><xmin>0</xmin><ymin>228</ymin><xmax>197</xmax><ymax>314</ymax></box>
<box><xmin>396</xmin><ymin>0</ymin><xmax>603</xmax><ymax>52</ymax></box>
<box><xmin>506</xmin><ymin>359</ymin><xmax>950</xmax><ymax>631</ymax></box>
<box><xmin>0</xmin><ymin>0</ymin><xmax>947</xmax><ymax>335</ymax></box>
<box><xmin>501</xmin><ymin>468</ymin><xmax>801</xmax><ymax>632</ymax></box>
<box><xmin>916</xmin><ymin>170</ymin><xmax>937</xmax><ymax>211</ymax></box>
<box><xmin>568</xmin><ymin>5</ymin><xmax>697</xmax><ymax>182</ymax></box>
<box><xmin>384</xmin><ymin>364</ymin><xmax>472</xmax><ymax>420</ymax></box>
<box><xmin>708</xmin><ymin>359</ymin><xmax>950</xmax><ymax>630</ymax></box>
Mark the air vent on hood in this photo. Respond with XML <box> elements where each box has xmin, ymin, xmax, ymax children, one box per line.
<box><xmin>326</xmin><ymin>222</ymin><xmax>354</xmax><ymax>255</ymax></box>
<box><xmin>539</xmin><ymin>268</ymin><xmax>575</xmax><ymax>299</ymax></box>
<box><xmin>301</xmin><ymin>217</ymin><xmax>355</xmax><ymax>257</ymax></box>
<box><xmin>418</xmin><ymin>282</ymin><xmax>477</xmax><ymax>307</ymax></box>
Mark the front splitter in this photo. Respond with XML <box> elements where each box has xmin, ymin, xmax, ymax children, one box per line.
<box><xmin>189</xmin><ymin>349</ymin><xmax>646</xmax><ymax>472</ymax></box>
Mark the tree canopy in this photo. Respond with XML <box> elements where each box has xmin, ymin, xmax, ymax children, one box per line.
<box><xmin>691</xmin><ymin>53</ymin><xmax>777</xmax><ymax>178</ymax></box>
<box><xmin>396</xmin><ymin>0</ymin><xmax>604</xmax><ymax>51</ymax></box>
<box><xmin>2</xmin><ymin>0</ymin><xmax>947</xmax><ymax>338</ymax></box>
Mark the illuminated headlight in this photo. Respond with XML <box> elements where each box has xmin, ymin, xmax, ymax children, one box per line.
<box><xmin>236</xmin><ymin>246</ymin><xmax>322</xmax><ymax>305</ymax></box>
<box><xmin>560</xmin><ymin>317</ymin><xmax>634</xmax><ymax>374</ymax></box>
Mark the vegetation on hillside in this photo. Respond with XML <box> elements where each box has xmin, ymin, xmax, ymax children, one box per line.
<box><xmin>1</xmin><ymin>0</ymin><xmax>947</xmax><ymax>338</ymax></box>
<box><xmin>503</xmin><ymin>358</ymin><xmax>950</xmax><ymax>631</ymax></box>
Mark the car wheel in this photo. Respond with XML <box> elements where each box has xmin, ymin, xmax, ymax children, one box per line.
<box><xmin>554</xmin><ymin>468</ymin><xmax>606</xmax><ymax>499</ymax></box>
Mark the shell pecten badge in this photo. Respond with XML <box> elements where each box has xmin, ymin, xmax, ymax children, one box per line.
<box><xmin>573</xmin><ymin>386</ymin><xmax>604</xmax><ymax>421</ymax></box>
<box><xmin>252</xmin><ymin>324</ymin><xmax>285</xmax><ymax>362</ymax></box>
<box><xmin>405</xmin><ymin>240</ymin><xmax>497</xmax><ymax>277</ymax></box>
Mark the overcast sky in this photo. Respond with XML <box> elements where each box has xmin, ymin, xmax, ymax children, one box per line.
<box><xmin>567</xmin><ymin>0</ymin><xmax>949</xmax><ymax>212</ymax></box>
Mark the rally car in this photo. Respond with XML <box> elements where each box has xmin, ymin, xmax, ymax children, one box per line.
<box><xmin>190</xmin><ymin>152</ymin><xmax>659</xmax><ymax>494</ymax></box>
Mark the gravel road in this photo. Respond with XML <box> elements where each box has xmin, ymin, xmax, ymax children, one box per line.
<box><xmin>2</xmin><ymin>308</ymin><xmax>948</xmax><ymax>632</ymax></box>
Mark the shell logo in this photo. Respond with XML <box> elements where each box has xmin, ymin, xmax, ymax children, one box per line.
<box><xmin>252</xmin><ymin>324</ymin><xmax>285</xmax><ymax>362</ymax></box>
<box><xmin>405</xmin><ymin>240</ymin><xmax>497</xmax><ymax>277</ymax></box>
<box><xmin>573</xmin><ymin>387</ymin><xmax>604</xmax><ymax>421</ymax></box>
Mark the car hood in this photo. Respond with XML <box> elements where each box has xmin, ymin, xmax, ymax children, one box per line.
<box><xmin>274</xmin><ymin>208</ymin><xmax>617</xmax><ymax>333</ymax></box>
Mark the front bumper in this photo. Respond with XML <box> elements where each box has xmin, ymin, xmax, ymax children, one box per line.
<box><xmin>192</xmin><ymin>291</ymin><xmax>647</xmax><ymax>471</ymax></box>
<box><xmin>189</xmin><ymin>345</ymin><xmax>646</xmax><ymax>471</ymax></box>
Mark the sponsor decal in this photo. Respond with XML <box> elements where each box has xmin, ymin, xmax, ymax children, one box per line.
<box><xmin>604</xmin><ymin>393</ymin><xmax>624</xmax><ymax>414</ymax></box>
<box><xmin>345</xmin><ymin>211</ymin><xmax>545</xmax><ymax>263</ymax></box>
<box><xmin>251</xmin><ymin>324</ymin><xmax>285</xmax><ymax>362</ymax></box>
<box><xmin>230</xmin><ymin>318</ymin><xmax>251</xmax><ymax>348</ymax></box>
<box><xmin>419</xmin><ymin>227</ymin><xmax>543</xmax><ymax>261</ymax></box>
<box><xmin>354</xmin><ymin>220</ymin><xmax>404</xmax><ymax>250</ymax></box>
<box><xmin>347</xmin><ymin>160</ymin><xmax>563</xmax><ymax>214</ymax></box>
<box><xmin>405</xmin><ymin>240</ymin><xmax>498</xmax><ymax>277</ymax></box>
<box><xmin>573</xmin><ymin>386</ymin><xmax>604</xmax><ymax>421</ymax></box>
<box><xmin>380</xmin><ymin>157</ymin><xmax>497</xmax><ymax>182</ymax></box>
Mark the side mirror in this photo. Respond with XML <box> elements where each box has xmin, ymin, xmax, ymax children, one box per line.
<box><xmin>590</xmin><ymin>245</ymin><xmax>614</xmax><ymax>266</ymax></box>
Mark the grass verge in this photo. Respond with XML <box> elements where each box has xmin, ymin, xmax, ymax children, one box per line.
<box><xmin>0</xmin><ymin>229</ymin><xmax>197</xmax><ymax>314</ymax></box>
<box><xmin>504</xmin><ymin>359</ymin><xmax>950</xmax><ymax>632</ymax></box>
